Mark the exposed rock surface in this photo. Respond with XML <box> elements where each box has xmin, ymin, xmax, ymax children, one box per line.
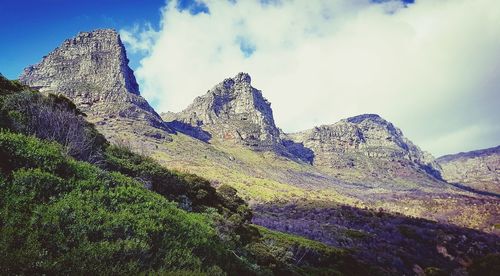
<box><xmin>19</xmin><ymin>29</ymin><xmax>171</xmax><ymax>143</ymax></box>
<box><xmin>437</xmin><ymin>146</ymin><xmax>500</xmax><ymax>194</ymax></box>
<box><xmin>163</xmin><ymin>73</ymin><xmax>282</xmax><ymax>151</ymax></box>
<box><xmin>287</xmin><ymin>114</ymin><xmax>442</xmax><ymax>184</ymax></box>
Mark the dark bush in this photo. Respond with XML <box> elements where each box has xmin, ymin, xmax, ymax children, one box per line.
<box><xmin>1</xmin><ymin>91</ymin><xmax>107</xmax><ymax>163</ymax></box>
<box><xmin>468</xmin><ymin>253</ymin><xmax>500</xmax><ymax>276</ymax></box>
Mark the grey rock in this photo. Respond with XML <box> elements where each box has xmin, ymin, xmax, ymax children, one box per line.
<box><xmin>286</xmin><ymin>114</ymin><xmax>442</xmax><ymax>182</ymax></box>
<box><xmin>437</xmin><ymin>146</ymin><xmax>500</xmax><ymax>194</ymax></box>
<box><xmin>19</xmin><ymin>29</ymin><xmax>171</xmax><ymax>143</ymax></box>
<box><xmin>164</xmin><ymin>72</ymin><xmax>282</xmax><ymax>151</ymax></box>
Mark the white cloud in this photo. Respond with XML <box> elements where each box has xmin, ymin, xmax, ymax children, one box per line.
<box><xmin>121</xmin><ymin>0</ymin><xmax>500</xmax><ymax>156</ymax></box>
<box><xmin>120</xmin><ymin>23</ymin><xmax>158</xmax><ymax>54</ymax></box>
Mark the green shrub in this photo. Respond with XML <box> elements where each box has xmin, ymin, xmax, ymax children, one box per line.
<box><xmin>104</xmin><ymin>145</ymin><xmax>223</xmax><ymax>211</ymax></box>
<box><xmin>0</xmin><ymin>131</ymin><xmax>65</xmax><ymax>173</ymax></box>
<box><xmin>0</xmin><ymin>74</ymin><xmax>26</xmax><ymax>96</ymax></box>
<box><xmin>27</xmin><ymin>186</ymin><xmax>223</xmax><ymax>274</ymax></box>
<box><xmin>0</xmin><ymin>132</ymin><xmax>232</xmax><ymax>275</ymax></box>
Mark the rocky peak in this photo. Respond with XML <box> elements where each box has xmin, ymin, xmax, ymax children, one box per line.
<box><xmin>19</xmin><ymin>29</ymin><xmax>170</xmax><ymax>143</ymax></box>
<box><xmin>287</xmin><ymin>114</ymin><xmax>441</xmax><ymax>180</ymax></box>
<box><xmin>437</xmin><ymin>146</ymin><xmax>500</xmax><ymax>194</ymax></box>
<box><xmin>345</xmin><ymin>113</ymin><xmax>384</xmax><ymax>124</ymax></box>
<box><xmin>164</xmin><ymin>72</ymin><xmax>281</xmax><ymax>150</ymax></box>
<box><xmin>19</xmin><ymin>29</ymin><xmax>153</xmax><ymax>115</ymax></box>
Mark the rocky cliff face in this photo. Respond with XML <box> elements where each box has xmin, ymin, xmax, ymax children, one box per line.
<box><xmin>20</xmin><ymin>29</ymin><xmax>171</xmax><ymax>143</ymax></box>
<box><xmin>437</xmin><ymin>146</ymin><xmax>500</xmax><ymax>194</ymax></box>
<box><xmin>163</xmin><ymin>73</ymin><xmax>282</xmax><ymax>151</ymax></box>
<box><xmin>287</xmin><ymin>114</ymin><xmax>442</xmax><ymax>184</ymax></box>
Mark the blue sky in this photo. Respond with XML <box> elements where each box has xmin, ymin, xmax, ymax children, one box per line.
<box><xmin>0</xmin><ymin>0</ymin><xmax>170</xmax><ymax>79</ymax></box>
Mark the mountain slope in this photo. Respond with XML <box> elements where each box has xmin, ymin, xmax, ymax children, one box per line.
<box><xmin>18</xmin><ymin>30</ymin><xmax>499</xmax><ymax>234</ymax></box>
<box><xmin>19</xmin><ymin>29</ymin><xmax>172</xmax><ymax>145</ymax></box>
<box><xmin>287</xmin><ymin>114</ymin><xmax>442</xmax><ymax>187</ymax></box>
<box><xmin>437</xmin><ymin>146</ymin><xmax>500</xmax><ymax>194</ymax></box>
<box><xmin>1</xmin><ymin>74</ymin><xmax>366</xmax><ymax>275</ymax></box>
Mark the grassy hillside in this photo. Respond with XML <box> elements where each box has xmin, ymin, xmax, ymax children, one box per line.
<box><xmin>141</xmin><ymin>132</ymin><xmax>499</xmax><ymax>233</ymax></box>
<box><xmin>0</xmin><ymin>75</ymin><xmax>368</xmax><ymax>275</ymax></box>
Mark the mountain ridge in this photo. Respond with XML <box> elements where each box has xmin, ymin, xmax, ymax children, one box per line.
<box><xmin>18</xmin><ymin>29</ymin><xmax>499</xmax><ymax>235</ymax></box>
<box><xmin>437</xmin><ymin>145</ymin><xmax>500</xmax><ymax>194</ymax></box>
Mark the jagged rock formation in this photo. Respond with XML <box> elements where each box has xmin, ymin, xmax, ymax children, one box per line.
<box><xmin>287</xmin><ymin>114</ymin><xmax>442</xmax><ymax>184</ymax></box>
<box><xmin>163</xmin><ymin>73</ymin><xmax>282</xmax><ymax>151</ymax></box>
<box><xmin>437</xmin><ymin>146</ymin><xmax>500</xmax><ymax>194</ymax></box>
<box><xmin>13</xmin><ymin>29</ymin><xmax>498</xmax><ymax>236</ymax></box>
<box><xmin>19</xmin><ymin>29</ymin><xmax>171</xmax><ymax>143</ymax></box>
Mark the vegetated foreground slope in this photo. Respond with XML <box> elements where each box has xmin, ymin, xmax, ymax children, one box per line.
<box><xmin>0</xmin><ymin>75</ymin><xmax>370</xmax><ymax>275</ymax></box>
<box><xmin>1</xmin><ymin>77</ymin><xmax>498</xmax><ymax>275</ymax></box>
<box><xmin>437</xmin><ymin>146</ymin><xmax>500</xmax><ymax>195</ymax></box>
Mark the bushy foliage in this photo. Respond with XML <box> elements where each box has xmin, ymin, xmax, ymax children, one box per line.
<box><xmin>1</xmin><ymin>91</ymin><xmax>107</xmax><ymax>162</ymax></box>
<box><xmin>0</xmin><ymin>74</ymin><xmax>25</xmax><ymax>96</ymax></box>
<box><xmin>0</xmin><ymin>131</ymin><xmax>232</xmax><ymax>274</ymax></box>
<box><xmin>253</xmin><ymin>203</ymin><xmax>500</xmax><ymax>275</ymax></box>
<box><xmin>104</xmin><ymin>145</ymin><xmax>225</xmax><ymax>210</ymax></box>
<box><xmin>103</xmin><ymin>146</ymin><xmax>253</xmax><ymax>221</ymax></box>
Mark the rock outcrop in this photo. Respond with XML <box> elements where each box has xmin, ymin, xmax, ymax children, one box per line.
<box><xmin>20</xmin><ymin>29</ymin><xmax>171</xmax><ymax>143</ymax></box>
<box><xmin>163</xmin><ymin>73</ymin><xmax>282</xmax><ymax>151</ymax></box>
<box><xmin>437</xmin><ymin>146</ymin><xmax>500</xmax><ymax>194</ymax></box>
<box><xmin>287</xmin><ymin>114</ymin><xmax>442</xmax><ymax>183</ymax></box>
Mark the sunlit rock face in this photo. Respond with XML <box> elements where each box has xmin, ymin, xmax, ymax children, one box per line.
<box><xmin>163</xmin><ymin>72</ymin><xmax>283</xmax><ymax>151</ymax></box>
<box><xmin>437</xmin><ymin>146</ymin><xmax>500</xmax><ymax>194</ymax></box>
<box><xmin>20</xmin><ymin>29</ymin><xmax>171</xmax><ymax>143</ymax></box>
<box><xmin>287</xmin><ymin>114</ymin><xmax>442</xmax><ymax>183</ymax></box>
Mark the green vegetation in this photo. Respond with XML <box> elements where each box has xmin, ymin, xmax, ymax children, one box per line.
<box><xmin>0</xmin><ymin>74</ymin><xmax>359</xmax><ymax>274</ymax></box>
<box><xmin>248</xmin><ymin>226</ymin><xmax>373</xmax><ymax>275</ymax></box>
<box><xmin>0</xmin><ymin>131</ymin><xmax>233</xmax><ymax>274</ymax></box>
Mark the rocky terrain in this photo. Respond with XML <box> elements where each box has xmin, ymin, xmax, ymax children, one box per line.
<box><xmin>163</xmin><ymin>72</ymin><xmax>285</xmax><ymax>152</ymax></box>
<box><xmin>19</xmin><ymin>29</ymin><xmax>499</xmax><ymax>235</ymax></box>
<box><xmin>437</xmin><ymin>146</ymin><xmax>500</xmax><ymax>195</ymax></box>
<box><xmin>19</xmin><ymin>29</ymin><xmax>173</xmax><ymax>146</ymax></box>
<box><xmin>286</xmin><ymin>114</ymin><xmax>442</xmax><ymax>186</ymax></box>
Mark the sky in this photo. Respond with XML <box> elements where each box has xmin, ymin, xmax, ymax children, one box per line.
<box><xmin>1</xmin><ymin>0</ymin><xmax>499</xmax><ymax>156</ymax></box>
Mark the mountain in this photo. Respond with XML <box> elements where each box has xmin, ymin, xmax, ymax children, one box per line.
<box><xmin>287</xmin><ymin>114</ymin><xmax>442</xmax><ymax>186</ymax></box>
<box><xmin>19</xmin><ymin>29</ymin><xmax>172</xmax><ymax>146</ymax></box>
<box><xmin>19</xmin><ymin>30</ymin><xmax>498</xmax><ymax>233</ymax></box>
<box><xmin>9</xmin><ymin>28</ymin><xmax>500</xmax><ymax>274</ymax></box>
<box><xmin>2</xmin><ymin>75</ymin><xmax>373</xmax><ymax>275</ymax></box>
<box><xmin>163</xmin><ymin>72</ymin><xmax>284</xmax><ymax>152</ymax></box>
<box><xmin>158</xmin><ymin>73</ymin><xmax>498</xmax><ymax>233</ymax></box>
<box><xmin>437</xmin><ymin>146</ymin><xmax>500</xmax><ymax>194</ymax></box>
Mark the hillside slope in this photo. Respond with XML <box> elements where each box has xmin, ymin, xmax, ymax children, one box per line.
<box><xmin>437</xmin><ymin>146</ymin><xmax>500</xmax><ymax>195</ymax></box>
<box><xmin>19</xmin><ymin>29</ymin><xmax>499</xmax><ymax>233</ymax></box>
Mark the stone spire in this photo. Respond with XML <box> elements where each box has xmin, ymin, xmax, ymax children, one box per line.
<box><xmin>164</xmin><ymin>72</ymin><xmax>282</xmax><ymax>150</ymax></box>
